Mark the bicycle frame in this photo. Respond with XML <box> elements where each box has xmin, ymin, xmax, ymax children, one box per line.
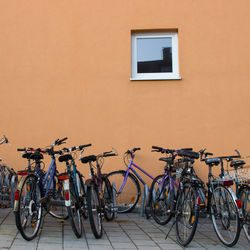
<box><xmin>119</xmin><ymin>154</ymin><xmax>179</xmax><ymax>194</ymax></box>
<box><xmin>119</xmin><ymin>155</ymin><xmax>154</xmax><ymax>192</ymax></box>
<box><xmin>40</xmin><ymin>158</ymin><xmax>57</xmax><ymax>197</ymax></box>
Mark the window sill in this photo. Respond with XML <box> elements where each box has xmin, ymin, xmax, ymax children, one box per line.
<box><xmin>130</xmin><ymin>76</ymin><xmax>182</xmax><ymax>81</ymax></box>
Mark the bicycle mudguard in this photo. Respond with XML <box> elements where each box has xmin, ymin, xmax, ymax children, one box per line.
<box><xmin>13</xmin><ymin>174</ymin><xmax>33</xmax><ymax>211</ymax></box>
<box><xmin>13</xmin><ymin>175</ymin><xmax>26</xmax><ymax>211</ymax></box>
<box><xmin>227</xmin><ymin>187</ymin><xmax>243</xmax><ymax>219</ymax></box>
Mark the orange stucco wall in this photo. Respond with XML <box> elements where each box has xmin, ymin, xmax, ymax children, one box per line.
<box><xmin>0</xmin><ymin>0</ymin><xmax>250</xmax><ymax>182</ymax></box>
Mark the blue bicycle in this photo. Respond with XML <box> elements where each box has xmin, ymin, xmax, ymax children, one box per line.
<box><xmin>14</xmin><ymin>138</ymin><xmax>68</xmax><ymax>241</ymax></box>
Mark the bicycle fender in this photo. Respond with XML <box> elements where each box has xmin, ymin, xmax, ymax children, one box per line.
<box><xmin>227</xmin><ymin>187</ymin><xmax>243</xmax><ymax>218</ymax></box>
<box><xmin>13</xmin><ymin>176</ymin><xmax>26</xmax><ymax>212</ymax></box>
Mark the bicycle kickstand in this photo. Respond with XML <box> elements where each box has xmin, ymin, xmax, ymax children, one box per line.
<box><xmin>165</xmin><ymin>219</ymin><xmax>176</xmax><ymax>240</ymax></box>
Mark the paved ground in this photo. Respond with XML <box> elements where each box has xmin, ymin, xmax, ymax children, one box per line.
<box><xmin>0</xmin><ymin>208</ymin><xmax>249</xmax><ymax>250</ymax></box>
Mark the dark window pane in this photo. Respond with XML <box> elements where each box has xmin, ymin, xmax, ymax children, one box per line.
<box><xmin>137</xmin><ymin>37</ymin><xmax>172</xmax><ymax>73</ymax></box>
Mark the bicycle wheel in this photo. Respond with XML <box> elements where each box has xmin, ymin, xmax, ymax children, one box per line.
<box><xmin>102</xmin><ymin>176</ymin><xmax>114</xmax><ymax>221</ymax></box>
<box><xmin>106</xmin><ymin>170</ymin><xmax>140</xmax><ymax>213</ymax></box>
<box><xmin>175</xmin><ymin>183</ymin><xmax>199</xmax><ymax>246</ymax></box>
<box><xmin>14</xmin><ymin>174</ymin><xmax>42</xmax><ymax>241</ymax></box>
<box><xmin>67</xmin><ymin>177</ymin><xmax>83</xmax><ymax>238</ymax></box>
<box><xmin>87</xmin><ymin>184</ymin><xmax>103</xmax><ymax>238</ymax></box>
<box><xmin>149</xmin><ymin>174</ymin><xmax>175</xmax><ymax>225</ymax></box>
<box><xmin>49</xmin><ymin>177</ymin><xmax>69</xmax><ymax>220</ymax></box>
<box><xmin>240</xmin><ymin>186</ymin><xmax>250</xmax><ymax>242</ymax></box>
<box><xmin>211</xmin><ymin>185</ymin><xmax>241</xmax><ymax>247</ymax></box>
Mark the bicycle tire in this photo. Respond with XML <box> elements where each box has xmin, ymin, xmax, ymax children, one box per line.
<box><xmin>106</xmin><ymin>170</ymin><xmax>140</xmax><ymax>213</ymax></box>
<box><xmin>239</xmin><ymin>186</ymin><xmax>250</xmax><ymax>242</ymax></box>
<box><xmin>67</xmin><ymin>177</ymin><xmax>83</xmax><ymax>238</ymax></box>
<box><xmin>102</xmin><ymin>176</ymin><xmax>115</xmax><ymax>221</ymax></box>
<box><xmin>14</xmin><ymin>174</ymin><xmax>42</xmax><ymax>241</ymax></box>
<box><xmin>175</xmin><ymin>183</ymin><xmax>199</xmax><ymax>247</ymax></box>
<box><xmin>149</xmin><ymin>174</ymin><xmax>175</xmax><ymax>225</ymax></box>
<box><xmin>211</xmin><ymin>185</ymin><xmax>241</xmax><ymax>247</ymax></box>
<box><xmin>87</xmin><ymin>184</ymin><xmax>103</xmax><ymax>238</ymax></box>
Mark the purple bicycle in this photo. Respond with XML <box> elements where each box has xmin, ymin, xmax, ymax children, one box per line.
<box><xmin>106</xmin><ymin>148</ymin><xmax>156</xmax><ymax>213</ymax></box>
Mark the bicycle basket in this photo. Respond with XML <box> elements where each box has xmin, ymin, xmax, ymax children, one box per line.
<box><xmin>228</xmin><ymin>166</ymin><xmax>250</xmax><ymax>184</ymax></box>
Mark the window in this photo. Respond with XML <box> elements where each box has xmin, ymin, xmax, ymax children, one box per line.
<box><xmin>131</xmin><ymin>32</ymin><xmax>181</xmax><ymax>80</ymax></box>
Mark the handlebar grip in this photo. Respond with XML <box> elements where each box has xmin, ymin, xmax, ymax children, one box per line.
<box><xmin>104</xmin><ymin>153</ymin><xmax>116</xmax><ymax>157</ymax></box>
<box><xmin>4</xmin><ymin>136</ymin><xmax>8</xmax><ymax>143</ymax></box>
<box><xmin>206</xmin><ymin>152</ymin><xmax>213</xmax><ymax>156</ymax></box>
<box><xmin>152</xmin><ymin>146</ymin><xmax>162</xmax><ymax>150</ymax></box>
<box><xmin>133</xmin><ymin>147</ymin><xmax>141</xmax><ymax>151</ymax></box>
<box><xmin>59</xmin><ymin>137</ymin><xmax>68</xmax><ymax>144</ymax></box>
<box><xmin>17</xmin><ymin>148</ymin><xmax>25</xmax><ymax>151</ymax></box>
<box><xmin>79</xmin><ymin>144</ymin><xmax>92</xmax><ymax>150</ymax></box>
<box><xmin>181</xmin><ymin>148</ymin><xmax>193</xmax><ymax>151</ymax></box>
<box><xmin>103</xmin><ymin>150</ymin><xmax>112</xmax><ymax>154</ymax></box>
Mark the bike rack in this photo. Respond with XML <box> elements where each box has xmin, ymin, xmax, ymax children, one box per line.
<box><xmin>10</xmin><ymin>175</ymin><xmax>18</xmax><ymax>208</ymax></box>
<box><xmin>112</xmin><ymin>182</ymin><xmax>118</xmax><ymax>218</ymax></box>
<box><xmin>0</xmin><ymin>165</ymin><xmax>18</xmax><ymax>208</ymax></box>
<box><xmin>140</xmin><ymin>184</ymin><xmax>149</xmax><ymax>217</ymax></box>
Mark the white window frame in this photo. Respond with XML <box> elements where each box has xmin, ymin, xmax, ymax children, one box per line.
<box><xmin>131</xmin><ymin>32</ymin><xmax>181</xmax><ymax>80</ymax></box>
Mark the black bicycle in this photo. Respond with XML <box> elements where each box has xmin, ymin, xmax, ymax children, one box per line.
<box><xmin>80</xmin><ymin>149</ymin><xmax>117</xmax><ymax>238</ymax></box>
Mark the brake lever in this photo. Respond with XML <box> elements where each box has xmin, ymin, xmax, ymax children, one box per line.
<box><xmin>112</xmin><ymin>147</ymin><xmax>118</xmax><ymax>156</ymax></box>
<box><xmin>235</xmin><ymin>149</ymin><xmax>241</xmax><ymax>158</ymax></box>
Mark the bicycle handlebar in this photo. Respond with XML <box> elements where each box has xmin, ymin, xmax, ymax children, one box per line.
<box><xmin>200</xmin><ymin>149</ymin><xmax>241</xmax><ymax>162</ymax></box>
<box><xmin>54</xmin><ymin>137</ymin><xmax>68</xmax><ymax>146</ymax></box>
<box><xmin>152</xmin><ymin>146</ymin><xmax>193</xmax><ymax>154</ymax></box>
<box><xmin>103</xmin><ymin>153</ymin><xmax>117</xmax><ymax>157</ymax></box>
<box><xmin>126</xmin><ymin>148</ymin><xmax>141</xmax><ymax>155</ymax></box>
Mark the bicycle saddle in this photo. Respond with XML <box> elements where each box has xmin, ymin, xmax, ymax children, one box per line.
<box><xmin>22</xmin><ymin>153</ymin><xmax>33</xmax><ymax>159</ymax></box>
<box><xmin>30</xmin><ymin>153</ymin><xmax>43</xmax><ymax>160</ymax></box>
<box><xmin>81</xmin><ymin>155</ymin><xmax>96</xmax><ymax>164</ymax></box>
<box><xmin>58</xmin><ymin>154</ymin><xmax>73</xmax><ymax>162</ymax></box>
<box><xmin>177</xmin><ymin>150</ymin><xmax>199</xmax><ymax>159</ymax></box>
<box><xmin>205</xmin><ymin>158</ymin><xmax>220</xmax><ymax>166</ymax></box>
<box><xmin>230</xmin><ymin>160</ymin><xmax>245</xmax><ymax>168</ymax></box>
<box><xmin>159</xmin><ymin>157</ymin><xmax>173</xmax><ymax>163</ymax></box>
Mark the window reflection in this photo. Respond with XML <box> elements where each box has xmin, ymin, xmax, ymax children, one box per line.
<box><xmin>137</xmin><ymin>37</ymin><xmax>172</xmax><ymax>73</ymax></box>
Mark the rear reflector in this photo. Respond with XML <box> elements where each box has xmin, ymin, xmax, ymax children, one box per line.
<box><xmin>18</xmin><ymin>171</ymin><xmax>28</xmax><ymax>176</ymax></box>
<box><xmin>58</xmin><ymin>174</ymin><xmax>69</xmax><ymax>180</ymax></box>
<box><xmin>223</xmin><ymin>180</ymin><xmax>233</xmax><ymax>186</ymax></box>
<box><xmin>65</xmin><ymin>190</ymin><xmax>70</xmax><ymax>200</ymax></box>
<box><xmin>236</xmin><ymin>199</ymin><xmax>242</xmax><ymax>209</ymax></box>
<box><xmin>14</xmin><ymin>190</ymin><xmax>20</xmax><ymax>201</ymax></box>
<box><xmin>197</xmin><ymin>196</ymin><xmax>201</xmax><ymax>205</ymax></box>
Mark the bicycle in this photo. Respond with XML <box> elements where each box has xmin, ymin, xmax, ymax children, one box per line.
<box><xmin>147</xmin><ymin>146</ymin><xmax>182</xmax><ymax>225</ymax></box>
<box><xmin>227</xmin><ymin>155</ymin><xmax>250</xmax><ymax>242</ymax></box>
<box><xmin>106</xmin><ymin>147</ymin><xmax>157</xmax><ymax>213</ymax></box>
<box><xmin>80</xmin><ymin>149</ymin><xmax>117</xmax><ymax>238</ymax></box>
<box><xmin>174</xmin><ymin>149</ymin><xmax>202</xmax><ymax>246</ymax></box>
<box><xmin>199</xmin><ymin>149</ymin><xmax>243</xmax><ymax>247</ymax></box>
<box><xmin>56</xmin><ymin>144</ymin><xmax>91</xmax><ymax>238</ymax></box>
<box><xmin>14</xmin><ymin>137</ymin><xmax>69</xmax><ymax>241</ymax></box>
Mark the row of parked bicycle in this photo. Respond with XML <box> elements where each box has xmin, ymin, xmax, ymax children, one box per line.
<box><xmin>108</xmin><ymin>145</ymin><xmax>250</xmax><ymax>247</ymax></box>
<box><xmin>0</xmin><ymin>135</ymin><xmax>249</xmax><ymax>248</ymax></box>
